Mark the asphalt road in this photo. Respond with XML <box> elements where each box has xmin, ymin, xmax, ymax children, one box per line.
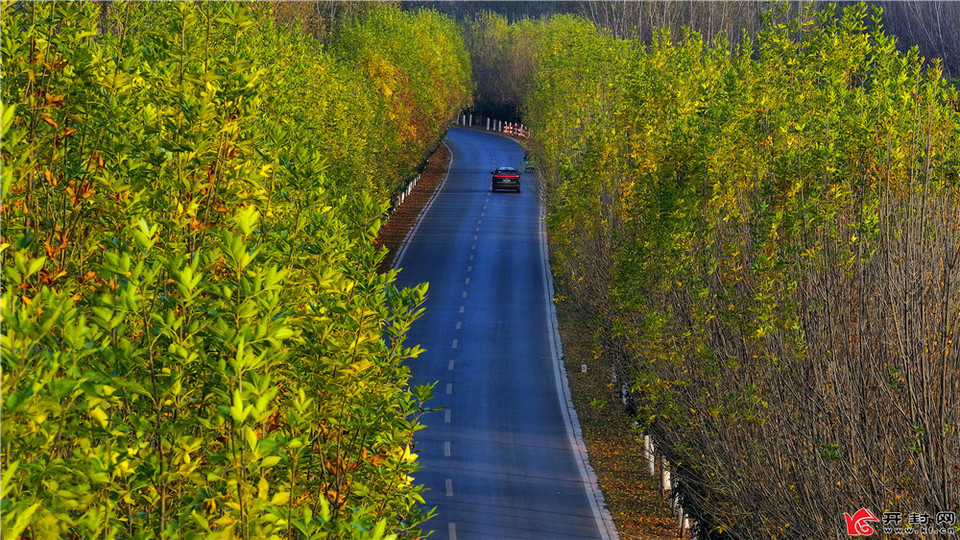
<box><xmin>394</xmin><ymin>128</ymin><xmax>614</xmax><ymax>540</ymax></box>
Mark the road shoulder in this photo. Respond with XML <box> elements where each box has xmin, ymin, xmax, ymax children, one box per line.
<box><xmin>552</xmin><ymin>295</ymin><xmax>681</xmax><ymax>539</ymax></box>
<box><xmin>374</xmin><ymin>141</ymin><xmax>452</xmax><ymax>273</ymax></box>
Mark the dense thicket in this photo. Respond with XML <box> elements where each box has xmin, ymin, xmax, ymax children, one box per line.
<box><xmin>436</xmin><ymin>1</ymin><xmax>957</xmax><ymax>123</ymax></box>
<box><xmin>412</xmin><ymin>1</ymin><xmax>959</xmax><ymax>78</ymax></box>
<box><xmin>0</xmin><ymin>2</ymin><xmax>470</xmax><ymax>538</ymax></box>
<box><xmin>481</xmin><ymin>5</ymin><xmax>960</xmax><ymax>537</ymax></box>
<box><xmin>867</xmin><ymin>2</ymin><xmax>960</xmax><ymax>82</ymax></box>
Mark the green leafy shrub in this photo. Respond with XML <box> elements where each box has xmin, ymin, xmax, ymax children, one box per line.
<box><xmin>1</xmin><ymin>2</ymin><xmax>470</xmax><ymax>537</ymax></box>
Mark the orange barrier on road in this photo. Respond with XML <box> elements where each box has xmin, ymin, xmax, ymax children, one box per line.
<box><xmin>457</xmin><ymin>114</ymin><xmax>529</xmax><ymax>138</ymax></box>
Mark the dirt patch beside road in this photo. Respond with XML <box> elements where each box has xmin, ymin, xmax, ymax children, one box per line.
<box><xmin>555</xmin><ymin>297</ymin><xmax>683</xmax><ymax>539</ymax></box>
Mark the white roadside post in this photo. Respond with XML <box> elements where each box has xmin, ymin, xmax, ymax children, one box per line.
<box><xmin>645</xmin><ymin>435</ymin><xmax>655</xmax><ymax>476</ymax></box>
<box><xmin>661</xmin><ymin>458</ymin><xmax>671</xmax><ymax>493</ymax></box>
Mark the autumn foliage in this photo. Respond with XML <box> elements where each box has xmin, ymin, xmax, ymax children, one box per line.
<box><xmin>482</xmin><ymin>5</ymin><xmax>960</xmax><ymax>537</ymax></box>
<box><xmin>0</xmin><ymin>2</ymin><xmax>470</xmax><ymax>538</ymax></box>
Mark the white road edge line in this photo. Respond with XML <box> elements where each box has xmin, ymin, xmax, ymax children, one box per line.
<box><xmin>537</xmin><ymin>176</ymin><xmax>620</xmax><ymax>540</ymax></box>
<box><xmin>393</xmin><ymin>140</ymin><xmax>455</xmax><ymax>269</ymax></box>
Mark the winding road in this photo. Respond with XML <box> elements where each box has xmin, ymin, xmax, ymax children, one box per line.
<box><xmin>394</xmin><ymin>128</ymin><xmax>616</xmax><ymax>540</ymax></box>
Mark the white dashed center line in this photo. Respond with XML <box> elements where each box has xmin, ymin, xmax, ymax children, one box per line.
<box><xmin>446</xmin><ymin>479</ymin><xmax>454</xmax><ymax>496</ymax></box>
<box><xmin>452</xmin><ymin>339</ymin><xmax>459</xmax><ymax>349</ymax></box>
<box><xmin>446</xmin><ymin>383</ymin><xmax>453</xmax><ymax>395</ymax></box>
<box><xmin>462</xmin><ymin>291</ymin><xmax>468</xmax><ymax>298</ymax></box>
<box><xmin>459</xmin><ymin>305</ymin><xmax>465</xmax><ymax>313</ymax></box>
<box><xmin>465</xmin><ymin>277</ymin><xmax>470</xmax><ymax>284</ymax></box>
<box><xmin>448</xmin><ymin>360</ymin><xmax>455</xmax><ymax>370</ymax></box>
<box><xmin>456</xmin><ymin>321</ymin><xmax>462</xmax><ymax>330</ymax></box>
<box><xmin>444</xmin><ymin>410</ymin><xmax>451</xmax><ymax>423</ymax></box>
<box><xmin>449</xmin><ymin>523</ymin><xmax>458</xmax><ymax>540</ymax></box>
<box><xmin>444</xmin><ymin>441</ymin><xmax>451</xmax><ymax>457</ymax></box>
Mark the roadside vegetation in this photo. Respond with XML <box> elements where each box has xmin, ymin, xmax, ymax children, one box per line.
<box><xmin>0</xmin><ymin>2</ymin><xmax>470</xmax><ymax>538</ymax></box>
<box><xmin>470</xmin><ymin>4</ymin><xmax>959</xmax><ymax>537</ymax></box>
<box><xmin>556</xmin><ymin>296</ymin><xmax>679</xmax><ymax>539</ymax></box>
